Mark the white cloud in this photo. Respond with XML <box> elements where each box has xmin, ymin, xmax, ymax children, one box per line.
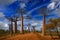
<box><xmin>51</xmin><ymin>0</ymin><xmax>60</xmax><ymax>2</ymax></box>
<box><xmin>4</xmin><ymin>24</ymin><xmax>9</xmax><ymax>27</ymax></box>
<box><xmin>47</xmin><ymin>0</ymin><xmax>60</xmax><ymax>17</ymax></box>
<box><xmin>31</xmin><ymin>20</ymin><xmax>43</xmax><ymax>30</ymax></box>
<box><xmin>31</xmin><ymin>20</ymin><xmax>43</xmax><ymax>27</ymax></box>
<box><xmin>0</xmin><ymin>21</ymin><xmax>9</xmax><ymax>30</ymax></box>
<box><xmin>47</xmin><ymin>0</ymin><xmax>60</xmax><ymax>10</ymax></box>
<box><xmin>0</xmin><ymin>17</ymin><xmax>9</xmax><ymax>30</ymax></box>
<box><xmin>47</xmin><ymin>2</ymin><xmax>55</xmax><ymax>10</ymax></box>
<box><xmin>20</xmin><ymin>3</ymin><xmax>26</xmax><ymax>8</ymax></box>
<box><xmin>0</xmin><ymin>12</ymin><xmax>9</xmax><ymax>30</ymax></box>
<box><xmin>53</xmin><ymin>8</ymin><xmax>60</xmax><ymax>17</ymax></box>
<box><xmin>17</xmin><ymin>19</ymin><xmax>43</xmax><ymax>30</ymax></box>
<box><xmin>0</xmin><ymin>12</ymin><xmax>5</xmax><ymax>17</ymax></box>
<box><xmin>17</xmin><ymin>21</ymin><xmax>21</xmax><ymax>24</ymax></box>
<box><xmin>31</xmin><ymin>23</ymin><xmax>38</xmax><ymax>26</ymax></box>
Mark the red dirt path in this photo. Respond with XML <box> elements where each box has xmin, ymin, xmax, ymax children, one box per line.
<box><xmin>0</xmin><ymin>33</ymin><xmax>54</xmax><ymax>40</ymax></box>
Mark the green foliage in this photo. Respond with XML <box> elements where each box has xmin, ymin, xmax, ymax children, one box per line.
<box><xmin>0</xmin><ymin>29</ymin><xmax>10</xmax><ymax>37</ymax></box>
<box><xmin>45</xmin><ymin>18</ymin><xmax>60</xmax><ymax>29</ymax></box>
<box><xmin>45</xmin><ymin>18</ymin><xmax>60</xmax><ymax>36</ymax></box>
<box><xmin>35</xmin><ymin>30</ymin><xmax>42</xmax><ymax>33</ymax></box>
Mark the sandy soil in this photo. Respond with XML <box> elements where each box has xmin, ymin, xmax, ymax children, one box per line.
<box><xmin>0</xmin><ymin>33</ymin><xmax>59</xmax><ymax>40</ymax></box>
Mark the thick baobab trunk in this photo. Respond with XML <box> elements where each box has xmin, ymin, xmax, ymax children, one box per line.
<box><xmin>42</xmin><ymin>15</ymin><xmax>45</xmax><ymax>36</ymax></box>
<box><xmin>14</xmin><ymin>20</ymin><xmax>17</xmax><ymax>34</ymax></box>
<box><xmin>9</xmin><ymin>24</ymin><xmax>11</xmax><ymax>33</ymax></box>
<box><xmin>9</xmin><ymin>21</ymin><xmax>13</xmax><ymax>35</ymax></box>
<box><xmin>20</xmin><ymin>13</ymin><xmax>24</xmax><ymax>34</ymax></box>
<box><xmin>32</xmin><ymin>26</ymin><xmax>35</xmax><ymax>33</ymax></box>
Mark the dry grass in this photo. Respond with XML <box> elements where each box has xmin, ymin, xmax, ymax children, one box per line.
<box><xmin>0</xmin><ymin>33</ymin><xmax>56</xmax><ymax>40</ymax></box>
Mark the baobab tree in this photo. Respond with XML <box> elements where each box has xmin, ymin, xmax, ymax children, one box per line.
<box><xmin>27</xmin><ymin>23</ymin><xmax>31</xmax><ymax>32</ymax></box>
<box><xmin>37</xmin><ymin>7</ymin><xmax>49</xmax><ymax>35</ymax></box>
<box><xmin>32</xmin><ymin>26</ymin><xmax>36</xmax><ymax>33</ymax></box>
<box><xmin>6</xmin><ymin>15</ymin><xmax>19</xmax><ymax>34</ymax></box>
<box><xmin>16</xmin><ymin>1</ymin><xmax>26</xmax><ymax>34</ymax></box>
<box><xmin>5</xmin><ymin>17</ymin><xmax>13</xmax><ymax>35</ymax></box>
<box><xmin>25</xmin><ymin>15</ymin><xmax>32</xmax><ymax>32</ymax></box>
<box><xmin>13</xmin><ymin>16</ymin><xmax>19</xmax><ymax>34</ymax></box>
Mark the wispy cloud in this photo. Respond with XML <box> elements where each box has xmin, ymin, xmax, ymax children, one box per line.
<box><xmin>53</xmin><ymin>8</ymin><xmax>60</xmax><ymax>17</ymax></box>
<box><xmin>51</xmin><ymin>0</ymin><xmax>60</xmax><ymax>2</ymax></box>
<box><xmin>0</xmin><ymin>0</ymin><xmax>16</xmax><ymax>6</ymax></box>
<box><xmin>27</xmin><ymin>3</ymin><xmax>49</xmax><ymax>15</ymax></box>
<box><xmin>47</xmin><ymin>0</ymin><xmax>60</xmax><ymax>17</ymax></box>
<box><xmin>0</xmin><ymin>12</ymin><xmax>5</xmax><ymax>17</ymax></box>
<box><xmin>18</xmin><ymin>0</ymin><xmax>29</xmax><ymax>4</ymax></box>
<box><xmin>47</xmin><ymin>2</ymin><xmax>55</xmax><ymax>10</ymax></box>
<box><xmin>31</xmin><ymin>20</ymin><xmax>43</xmax><ymax>30</ymax></box>
<box><xmin>0</xmin><ymin>21</ymin><xmax>9</xmax><ymax>30</ymax></box>
<box><xmin>0</xmin><ymin>12</ymin><xmax>9</xmax><ymax>30</ymax></box>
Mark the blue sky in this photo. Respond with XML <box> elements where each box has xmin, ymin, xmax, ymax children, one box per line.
<box><xmin>0</xmin><ymin>0</ymin><xmax>60</xmax><ymax>30</ymax></box>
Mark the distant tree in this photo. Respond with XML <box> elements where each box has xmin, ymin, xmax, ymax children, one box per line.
<box><xmin>27</xmin><ymin>23</ymin><xmax>31</xmax><ymax>32</ymax></box>
<box><xmin>32</xmin><ymin>26</ymin><xmax>36</xmax><ymax>33</ymax></box>
<box><xmin>6</xmin><ymin>17</ymin><xmax>13</xmax><ymax>35</ymax></box>
<box><xmin>25</xmin><ymin>15</ymin><xmax>32</xmax><ymax>32</ymax></box>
